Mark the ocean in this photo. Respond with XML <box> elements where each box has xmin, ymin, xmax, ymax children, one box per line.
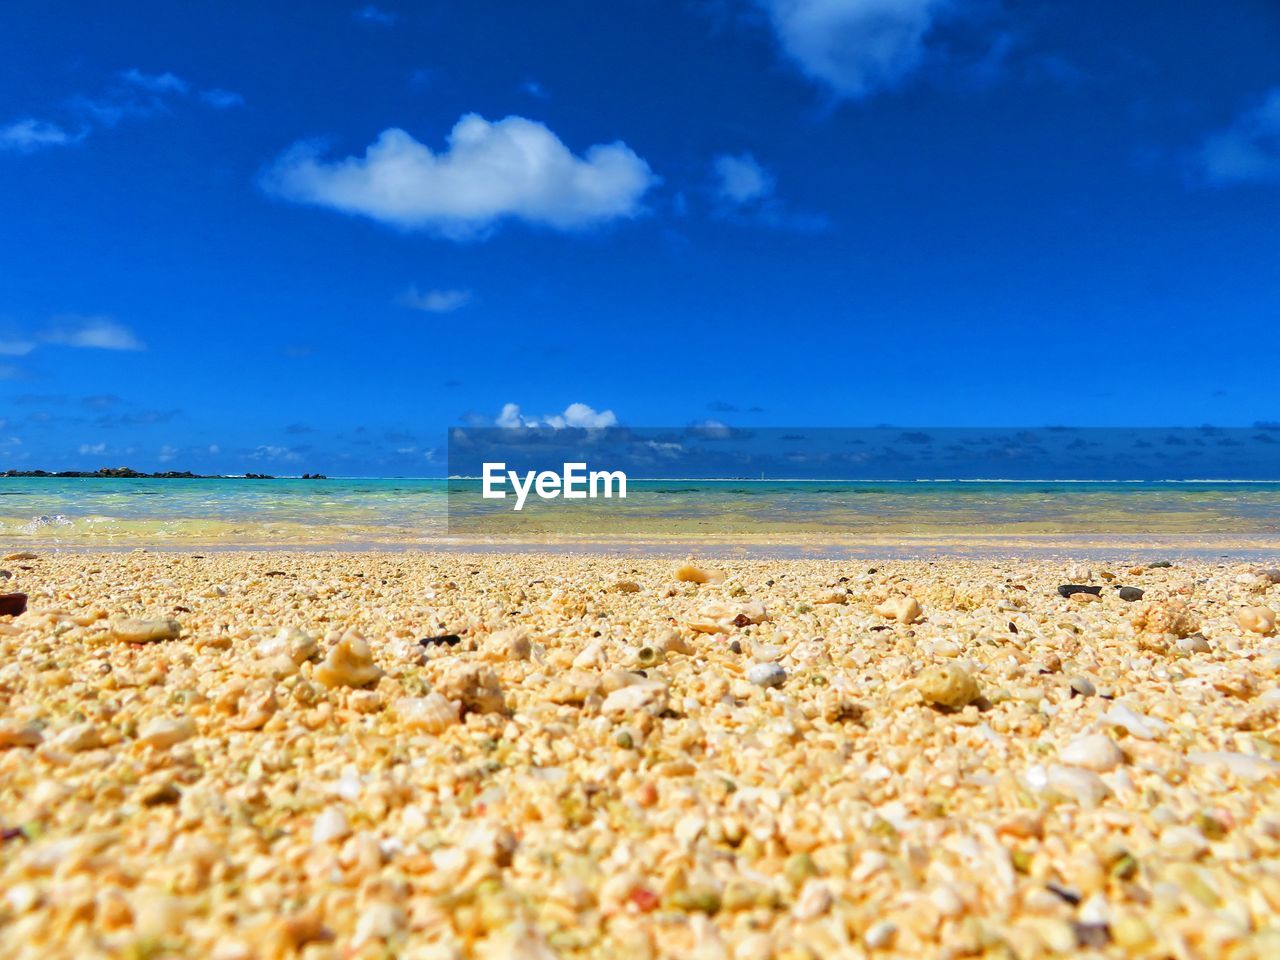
<box><xmin>3</xmin><ymin>477</ymin><xmax>1280</xmax><ymax>552</ymax></box>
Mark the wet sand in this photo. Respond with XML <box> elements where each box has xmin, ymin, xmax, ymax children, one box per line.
<box><xmin>1</xmin><ymin>550</ymin><xmax>1278</xmax><ymax>958</ymax></box>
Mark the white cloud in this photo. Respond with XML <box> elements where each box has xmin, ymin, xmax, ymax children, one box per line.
<box><xmin>714</xmin><ymin>152</ymin><xmax>774</xmax><ymax>205</ymax></box>
<box><xmin>158</xmin><ymin>444</ymin><xmax>179</xmax><ymax>462</ymax></box>
<box><xmin>0</xmin><ymin>339</ymin><xmax>37</xmax><ymax>356</ymax></box>
<box><xmin>0</xmin><ymin>317</ymin><xmax>145</xmax><ymax>358</ymax></box>
<box><xmin>690</xmin><ymin>419</ymin><xmax>732</xmax><ymax>438</ymax></box>
<box><xmin>1198</xmin><ymin>87</ymin><xmax>1280</xmax><ymax>185</ymax></box>
<box><xmin>0</xmin><ymin>119</ymin><xmax>83</xmax><ymax>153</ymax></box>
<box><xmin>5</xmin><ymin>70</ymin><xmax>235</xmax><ymax>153</ymax></box>
<box><xmin>262</xmin><ymin>114</ymin><xmax>657</xmax><ymax>239</ymax></box>
<box><xmin>249</xmin><ymin>445</ymin><xmax>303</xmax><ymax>462</ymax></box>
<box><xmin>644</xmin><ymin>440</ymin><xmax>684</xmax><ymax>457</ymax></box>
<box><xmin>496</xmin><ymin>402</ymin><xmax>618</xmax><ymax>430</ymax></box>
<box><xmin>120</xmin><ymin>69</ymin><xmax>189</xmax><ymax>95</ymax></box>
<box><xmin>399</xmin><ymin>285</ymin><xmax>472</xmax><ymax>313</ymax></box>
<box><xmin>355</xmin><ymin>5</ymin><xmax>397</xmax><ymax>25</ymax></box>
<box><xmin>710</xmin><ymin>151</ymin><xmax>828</xmax><ymax>230</ymax></box>
<box><xmin>201</xmin><ymin>88</ymin><xmax>245</xmax><ymax>109</ymax></box>
<box><xmin>79</xmin><ymin>442</ymin><xmax>107</xmax><ymax>455</ymax></box>
<box><xmin>757</xmin><ymin>0</ymin><xmax>947</xmax><ymax>99</ymax></box>
<box><xmin>42</xmin><ymin>316</ymin><xmax>146</xmax><ymax>351</ymax></box>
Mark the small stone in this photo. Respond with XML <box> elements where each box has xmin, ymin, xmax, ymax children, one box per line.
<box><xmin>1235</xmin><ymin>572</ymin><xmax>1271</xmax><ymax>592</ymax></box>
<box><xmin>675</xmin><ymin>564</ymin><xmax>722</xmax><ymax>584</ymax></box>
<box><xmin>394</xmin><ymin>694</ymin><xmax>460</xmax><ymax>734</ymax></box>
<box><xmin>257</xmin><ymin>626</ymin><xmax>318</xmax><ymax>663</ymax></box>
<box><xmin>1045</xmin><ymin>765</ymin><xmax>1110</xmax><ymax>807</ymax></box>
<box><xmin>419</xmin><ymin>633</ymin><xmax>462</xmax><ymax>647</ymax></box>
<box><xmin>1160</xmin><ymin>825</ymin><xmax>1210</xmax><ymax>859</ymax></box>
<box><xmin>1129</xmin><ymin>599</ymin><xmax>1198</xmax><ymax>638</ymax></box>
<box><xmin>792</xmin><ymin>879</ymin><xmax>832</xmax><ymax>920</ymax></box>
<box><xmin>138</xmin><ymin>780</ymin><xmax>182</xmax><ymax>806</ymax></box>
<box><xmin>1186</xmin><ymin>750</ymin><xmax>1280</xmax><ymax>781</ymax></box>
<box><xmin>352</xmin><ymin>902</ymin><xmax>406</xmax><ymax>948</ymax></box>
<box><xmin>874</xmin><ymin>595</ymin><xmax>923</xmax><ymax>624</ymax></box>
<box><xmin>747</xmin><ymin>662</ymin><xmax>786</xmax><ymax>688</ymax></box>
<box><xmin>688</xmin><ymin>600</ymin><xmax>768</xmax><ymax>634</ymax></box>
<box><xmin>484</xmin><ymin>626</ymin><xmax>531</xmax><ymax>661</ymax></box>
<box><xmin>1176</xmin><ymin>632</ymin><xmax>1211</xmax><ymax>653</ymax></box>
<box><xmin>929</xmin><ymin>883</ymin><xmax>964</xmax><ymax>918</ymax></box>
<box><xmin>1117</xmin><ymin>586</ymin><xmax>1144</xmax><ymax>602</ymax></box>
<box><xmin>1148</xmin><ymin>560</ymin><xmax>1173</xmax><ymax>569</ymax></box>
<box><xmin>228</xmin><ymin>687</ymin><xmax>278</xmax><ymax>730</ymax></box>
<box><xmin>137</xmin><ymin>716</ymin><xmax>197</xmax><ymax>749</ymax></box>
<box><xmin>864</xmin><ymin>920</ymin><xmax>897</xmax><ymax>950</ymax></box>
<box><xmin>1061</xmin><ymin>734</ymin><xmax>1124</xmax><ymax>772</ymax></box>
<box><xmin>614</xmin><ymin>580</ymin><xmax>642</xmax><ymax>593</ymax></box>
<box><xmin>601</xmin><ymin>681</ymin><xmax>668</xmax><ymax>717</ymax></box>
<box><xmin>1237</xmin><ymin>606</ymin><xmax>1276</xmax><ymax>635</ymax></box>
<box><xmin>0</xmin><ymin>720</ymin><xmax>43</xmax><ymax>748</ymax></box>
<box><xmin>0</xmin><ymin>593</ymin><xmax>27</xmax><ymax>617</ymax></box>
<box><xmin>3</xmin><ymin>552</ymin><xmax>37</xmax><ymax>561</ymax></box>
<box><xmin>1105</xmin><ymin>703</ymin><xmax>1165</xmax><ymax>740</ymax></box>
<box><xmin>111</xmin><ymin>617</ymin><xmax>182</xmax><ymax>643</ymax></box>
<box><xmin>1068</xmin><ymin>675</ymin><xmax>1097</xmax><ymax>697</ymax></box>
<box><xmin>257</xmin><ymin>654</ymin><xmax>300</xmax><ymax>680</ymax></box>
<box><xmin>312</xmin><ymin>808</ymin><xmax>351</xmax><ymax>844</ymax></box>
<box><xmin>916</xmin><ymin>664</ymin><xmax>980</xmax><ymax>708</ymax></box>
<box><xmin>435</xmin><ymin>663</ymin><xmax>505</xmax><ymax>714</ymax></box>
<box><xmin>53</xmin><ymin>721</ymin><xmax>103</xmax><ymax>752</ymax></box>
<box><xmin>656</xmin><ymin>630</ymin><xmax>693</xmax><ymax>655</ymax></box>
<box><xmin>1057</xmin><ymin>584</ymin><xmax>1102</xmax><ymax>599</ymax></box>
<box><xmin>1073</xmin><ymin>923</ymin><xmax>1111</xmax><ymax>950</ymax></box>
<box><xmin>572</xmin><ymin>641</ymin><xmax>607</xmax><ymax>669</ymax></box>
<box><xmin>313</xmin><ymin>632</ymin><xmax>384</xmax><ymax>688</ymax></box>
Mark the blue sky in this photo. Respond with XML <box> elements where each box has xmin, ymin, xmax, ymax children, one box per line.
<box><xmin>2</xmin><ymin>0</ymin><xmax>1279</xmax><ymax>475</ymax></box>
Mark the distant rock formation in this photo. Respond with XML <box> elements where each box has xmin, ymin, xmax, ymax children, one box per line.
<box><xmin>0</xmin><ymin>467</ymin><xmax>313</xmax><ymax>480</ymax></box>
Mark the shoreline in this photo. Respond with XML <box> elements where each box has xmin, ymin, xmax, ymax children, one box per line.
<box><xmin>4</xmin><ymin>534</ymin><xmax>1279</xmax><ymax>560</ymax></box>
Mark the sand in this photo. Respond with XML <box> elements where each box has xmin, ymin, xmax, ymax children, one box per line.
<box><xmin>1</xmin><ymin>550</ymin><xmax>1278</xmax><ymax>958</ymax></box>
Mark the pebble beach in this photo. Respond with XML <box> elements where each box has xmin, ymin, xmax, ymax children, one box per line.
<box><xmin>2</xmin><ymin>549</ymin><xmax>1279</xmax><ymax>959</ymax></box>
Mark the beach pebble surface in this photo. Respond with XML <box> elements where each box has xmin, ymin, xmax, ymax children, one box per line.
<box><xmin>0</xmin><ymin>551</ymin><xmax>1276</xmax><ymax>959</ymax></box>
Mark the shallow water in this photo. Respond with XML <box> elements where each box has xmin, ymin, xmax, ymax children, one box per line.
<box><xmin>2</xmin><ymin>477</ymin><xmax>1280</xmax><ymax>550</ymax></box>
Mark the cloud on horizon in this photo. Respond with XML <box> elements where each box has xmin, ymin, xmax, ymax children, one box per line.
<box><xmin>262</xmin><ymin>114</ymin><xmax>657</xmax><ymax>239</ymax></box>
<box><xmin>494</xmin><ymin>402</ymin><xmax>619</xmax><ymax>430</ymax></box>
<box><xmin>1197</xmin><ymin>87</ymin><xmax>1280</xmax><ymax>185</ymax></box>
<box><xmin>757</xmin><ymin>0</ymin><xmax>950</xmax><ymax>100</ymax></box>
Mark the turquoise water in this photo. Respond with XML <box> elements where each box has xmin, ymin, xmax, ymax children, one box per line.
<box><xmin>2</xmin><ymin>477</ymin><xmax>1280</xmax><ymax>548</ymax></box>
